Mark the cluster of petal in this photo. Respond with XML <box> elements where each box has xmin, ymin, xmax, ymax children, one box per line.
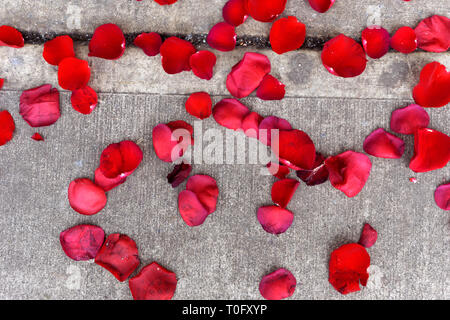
<box><xmin>160</xmin><ymin>37</ymin><xmax>196</xmax><ymax>74</ymax></box>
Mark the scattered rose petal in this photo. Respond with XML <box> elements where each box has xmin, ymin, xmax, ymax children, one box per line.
<box><xmin>167</xmin><ymin>162</ymin><xmax>192</xmax><ymax>188</ymax></box>
<box><xmin>60</xmin><ymin>224</ymin><xmax>105</xmax><ymax>261</ymax></box>
<box><xmin>390</xmin><ymin>104</ymin><xmax>430</xmax><ymax>135</ymax></box>
<box><xmin>409</xmin><ymin>177</ymin><xmax>417</xmax><ymax>184</ymax></box>
<box><xmin>226</xmin><ymin>52</ymin><xmax>271</xmax><ymax>98</ymax></box>
<box><xmin>95</xmin><ymin>233</ymin><xmax>140</xmax><ymax>282</ymax></box>
<box><xmin>134</xmin><ymin>32</ymin><xmax>162</xmax><ymax>56</ymax></box>
<box><xmin>246</xmin><ymin>0</ymin><xmax>287</xmax><ymax>22</ymax></box>
<box><xmin>321</xmin><ymin>34</ymin><xmax>367</xmax><ymax>78</ymax></box>
<box><xmin>31</xmin><ymin>133</ymin><xmax>44</xmax><ymax>141</ymax></box>
<box><xmin>94</xmin><ymin>167</ymin><xmax>127</xmax><ymax>192</ymax></box>
<box><xmin>390</xmin><ymin>26</ymin><xmax>417</xmax><ymax>54</ymax></box>
<box><xmin>296</xmin><ymin>152</ymin><xmax>329</xmax><ymax>186</ymax></box>
<box><xmin>88</xmin><ymin>24</ymin><xmax>126</xmax><ymax>60</ymax></box>
<box><xmin>267</xmin><ymin>162</ymin><xmax>290</xmax><ymax>180</ymax></box>
<box><xmin>358</xmin><ymin>223</ymin><xmax>378</xmax><ymax>248</ymax></box>
<box><xmin>271</xmin><ymin>129</ymin><xmax>316</xmax><ymax>170</ymax></box>
<box><xmin>259</xmin><ymin>268</ymin><xmax>296</xmax><ymax>300</ymax></box>
<box><xmin>186</xmin><ymin>175</ymin><xmax>219</xmax><ymax>215</ymax></box>
<box><xmin>58</xmin><ymin>57</ymin><xmax>91</xmax><ymax>91</ymax></box>
<box><xmin>0</xmin><ymin>25</ymin><xmax>24</xmax><ymax>48</ymax></box>
<box><xmin>242</xmin><ymin>111</ymin><xmax>263</xmax><ymax>138</ymax></box>
<box><xmin>207</xmin><ymin>22</ymin><xmax>236</xmax><ymax>52</ymax></box>
<box><xmin>434</xmin><ymin>183</ymin><xmax>450</xmax><ymax>210</ymax></box>
<box><xmin>213</xmin><ymin>98</ymin><xmax>250</xmax><ymax>130</ymax></box>
<box><xmin>43</xmin><ymin>35</ymin><xmax>75</xmax><ymax>66</ymax></box>
<box><xmin>412</xmin><ymin>61</ymin><xmax>450</xmax><ymax>108</ymax></box>
<box><xmin>329</xmin><ymin>243</ymin><xmax>370</xmax><ymax>295</ymax></box>
<box><xmin>160</xmin><ymin>37</ymin><xmax>196</xmax><ymax>74</ymax></box>
<box><xmin>363</xmin><ymin>128</ymin><xmax>405</xmax><ymax>159</ymax></box>
<box><xmin>185</xmin><ymin>92</ymin><xmax>212</xmax><ymax>120</ymax></box>
<box><xmin>68</xmin><ymin>178</ymin><xmax>107</xmax><ymax>215</ymax></box>
<box><xmin>223</xmin><ymin>0</ymin><xmax>248</xmax><ymax>27</ymax></box>
<box><xmin>71</xmin><ymin>86</ymin><xmax>98</xmax><ymax>115</ymax></box>
<box><xmin>154</xmin><ymin>0</ymin><xmax>178</xmax><ymax>4</ymax></box>
<box><xmin>325</xmin><ymin>151</ymin><xmax>372</xmax><ymax>198</ymax></box>
<box><xmin>0</xmin><ymin>78</ymin><xmax>4</xmax><ymax>90</ymax></box>
<box><xmin>19</xmin><ymin>84</ymin><xmax>60</xmax><ymax>127</ymax></box>
<box><xmin>257</xmin><ymin>205</ymin><xmax>294</xmax><ymax>234</ymax></box>
<box><xmin>308</xmin><ymin>0</ymin><xmax>335</xmax><ymax>13</ymax></box>
<box><xmin>409</xmin><ymin>128</ymin><xmax>450</xmax><ymax>173</ymax></box>
<box><xmin>189</xmin><ymin>50</ymin><xmax>216</xmax><ymax>80</ymax></box>
<box><xmin>361</xmin><ymin>26</ymin><xmax>390</xmax><ymax>59</ymax></box>
<box><xmin>258</xmin><ymin>115</ymin><xmax>292</xmax><ymax>146</ymax></box>
<box><xmin>271</xmin><ymin>178</ymin><xmax>299</xmax><ymax>208</ymax></box>
<box><xmin>99</xmin><ymin>140</ymin><xmax>143</xmax><ymax>178</ymax></box>
<box><xmin>415</xmin><ymin>15</ymin><xmax>450</xmax><ymax>53</ymax></box>
<box><xmin>256</xmin><ymin>74</ymin><xmax>286</xmax><ymax>101</ymax></box>
<box><xmin>153</xmin><ymin>121</ymin><xmax>193</xmax><ymax>162</ymax></box>
<box><xmin>0</xmin><ymin>110</ymin><xmax>15</xmax><ymax>146</ymax></box>
<box><xmin>129</xmin><ymin>262</ymin><xmax>177</xmax><ymax>300</ymax></box>
<box><xmin>270</xmin><ymin>16</ymin><xmax>306</xmax><ymax>54</ymax></box>
<box><xmin>178</xmin><ymin>190</ymin><xmax>209</xmax><ymax>226</ymax></box>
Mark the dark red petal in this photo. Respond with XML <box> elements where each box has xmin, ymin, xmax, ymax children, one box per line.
<box><xmin>99</xmin><ymin>140</ymin><xmax>143</xmax><ymax>178</ymax></box>
<box><xmin>390</xmin><ymin>104</ymin><xmax>430</xmax><ymax>135</ymax></box>
<box><xmin>321</xmin><ymin>34</ymin><xmax>367</xmax><ymax>78</ymax></box>
<box><xmin>358</xmin><ymin>223</ymin><xmax>378</xmax><ymax>248</ymax></box>
<box><xmin>43</xmin><ymin>35</ymin><xmax>75</xmax><ymax>66</ymax></box>
<box><xmin>60</xmin><ymin>224</ymin><xmax>105</xmax><ymax>261</ymax></box>
<box><xmin>413</xmin><ymin>61</ymin><xmax>450</xmax><ymax>108</ymax></box>
<box><xmin>185</xmin><ymin>92</ymin><xmax>212</xmax><ymax>120</ymax></box>
<box><xmin>257</xmin><ymin>205</ymin><xmax>294</xmax><ymax>234</ymax></box>
<box><xmin>167</xmin><ymin>162</ymin><xmax>192</xmax><ymax>188</ymax></box>
<box><xmin>296</xmin><ymin>152</ymin><xmax>329</xmax><ymax>186</ymax></box>
<box><xmin>415</xmin><ymin>15</ymin><xmax>450</xmax><ymax>53</ymax></box>
<box><xmin>213</xmin><ymin>98</ymin><xmax>250</xmax><ymax>130</ymax></box>
<box><xmin>271</xmin><ymin>129</ymin><xmax>316</xmax><ymax>170</ymax></box>
<box><xmin>363</xmin><ymin>128</ymin><xmax>405</xmax><ymax>159</ymax></box>
<box><xmin>88</xmin><ymin>24</ymin><xmax>126</xmax><ymax>60</ymax></box>
<box><xmin>271</xmin><ymin>178</ymin><xmax>299</xmax><ymax>208</ymax></box>
<box><xmin>31</xmin><ymin>133</ymin><xmax>44</xmax><ymax>141</ymax></box>
<box><xmin>242</xmin><ymin>111</ymin><xmax>263</xmax><ymax>138</ymax></box>
<box><xmin>246</xmin><ymin>0</ymin><xmax>287</xmax><ymax>22</ymax></box>
<box><xmin>409</xmin><ymin>128</ymin><xmax>450</xmax><ymax>173</ymax></box>
<box><xmin>58</xmin><ymin>57</ymin><xmax>91</xmax><ymax>91</ymax></box>
<box><xmin>390</xmin><ymin>26</ymin><xmax>417</xmax><ymax>54</ymax></box>
<box><xmin>434</xmin><ymin>183</ymin><xmax>450</xmax><ymax>211</ymax></box>
<box><xmin>154</xmin><ymin>0</ymin><xmax>178</xmax><ymax>4</ymax></box>
<box><xmin>160</xmin><ymin>37</ymin><xmax>196</xmax><ymax>74</ymax></box>
<box><xmin>0</xmin><ymin>110</ymin><xmax>15</xmax><ymax>146</ymax></box>
<box><xmin>325</xmin><ymin>151</ymin><xmax>372</xmax><ymax>198</ymax></box>
<box><xmin>71</xmin><ymin>86</ymin><xmax>98</xmax><ymax>115</ymax></box>
<box><xmin>207</xmin><ymin>22</ymin><xmax>236</xmax><ymax>52</ymax></box>
<box><xmin>270</xmin><ymin>16</ymin><xmax>306</xmax><ymax>54</ymax></box>
<box><xmin>94</xmin><ymin>167</ymin><xmax>127</xmax><ymax>192</ymax></box>
<box><xmin>95</xmin><ymin>233</ymin><xmax>140</xmax><ymax>282</ymax></box>
<box><xmin>186</xmin><ymin>175</ymin><xmax>219</xmax><ymax>215</ymax></box>
<box><xmin>189</xmin><ymin>50</ymin><xmax>217</xmax><ymax>80</ymax></box>
<box><xmin>329</xmin><ymin>243</ymin><xmax>370</xmax><ymax>295</ymax></box>
<box><xmin>259</xmin><ymin>268</ymin><xmax>296</xmax><ymax>300</ymax></box>
<box><xmin>267</xmin><ymin>162</ymin><xmax>290</xmax><ymax>180</ymax></box>
<box><xmin>361</xmin><ymin>26</ymin><xmax>390</xmax><ymax>59</ymax></box>
<box><xmin>308</xmin><ymin>0</ymin><xmax>335</xmax><ymax>13</ymax></box>
<box><xmin>19</xmin><ymin>84</ymin><xmax>60</xmax><ymax>127</ymax></box>
<box><xmin>68</xmin><ymin>178</ymin><xmax>107</xmax><ymax>215</ymax></box>
<box><xmin>258</xmin><ymin>115</ymin><xmax>292</xmax><ymax>146</ymax></box>
<box><xmin>0</xmin><ymin>25</ymin><xmax>24</xmax><ymax>48</ymax></box>
<box><xmin>256</xmin><ymin>74</ymin><xmax>286</xmax><ymax>101</ymax></box>
<box><xmin>129</xmin><ymin>262</ymin><xmax>177</xmax><ymax>300</ymax></box>
<box><xmin>178</xmin><ymin>190</ymin><xmax>209</xmax><ymax>227</ymax></box>
<box><xmin>223</xmin><ymin>0</ymin><xmax>248</xmax><ymax>27</ymax></box>
<box><xmin>134</xmin><ymin>32</ymin><xmax>162</xmax><ymax>56</ymax></box>
<box><xmin>226</xmin><ymin>52</ymin><xmax>271</xmax><ymax>98</ymax></box>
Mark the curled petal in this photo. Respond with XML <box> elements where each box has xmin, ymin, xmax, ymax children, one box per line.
<box><xmin>308</xmin><ymin>0</ymin><xmax>335</xmax><ymax>13</ymax></box>
<box><xmin>259</xmin><ymin>268</ymin><xmax>296</xmax><ymax>300</ymax></box>
<box><xmin>68</xmin><ymin>178</ymin><xmax>107</xmax><ymax>215</ymax></box>
<box><xmin>167</xmin><ymin>162</ymin><xmax>192</xmax><ymax>188</ymax></box>
<box><xmin>242</xmin><ymin>111</ymin><xmax>263</xmax><ymax>138</ymax></box>
<box><xmin>189</xmin><ymin>50</ymin><xmax>216</xmax><ymax>80</ymax></box>
<box><xmin>358</xmin><ymin>223</ymin><xmax>378</xmax><ymax>248</ymax></box>
<box><xmin>415</xmin><ymin>15</ymin><xmax>450</xmax><ymax>53</ymax></box>
<box><xmin>223</xmin><ymin>0</ymin><xmax>248</xmax><ymax>27</ymax></box>
<box><xmin>19</xmin><ymin>84</ymin><xmax>60</xmax><ymax>127</ymax></box>
<box><xmin>434</xmin><ymin>183</ymin><xmax>450</xmax><ymax>211</ymax></box>
<box><xmin>43</xmin><ymin>35</ymin><xmax>75</xmax><ymax>65</ymax></box>
<box><xmin>413</xmin><ymin>61</ymin><xmax>450</xmax><ymax>108</ymax></box>
<box><xmin>267</xmin><ymin>162</ymin><xmax>290</xmax><ymax>180</ymax></box>
<box><xmin>213</xmin><ymin>98</ymin><xmax>250</xmax><ymax>130</ymax></box>
<box><xmin>186</xmin><ymin>175</ymin><xmax>219</xmax><ymax>215</ymax></box>
<box><xmin>60</xmin><ymin>224</ymin><xmax>105</xmax><ymax>261</ymax></box>
<box><xmin>409</xmin><ymin>128</ymin><xmax>450</xmax><ymax>173</ymax></box>
<box><xmin>71</xmin><ymin>86</ymin><xmax>98</xmax><ymax>115</ymax></box>
<box><xmin>256</xmin><ymin>74</ymin><xmax>286</xmax><ymax>101</ymax></box>
<box><xmin>271</xmin><ymin>178</ymin><xmax>299</xmax><ymax>208</ymax></box>
<box><xmin>0</xmin><ymin>25</ymin><xmax>24</xmax><ymax>48</ymax></box>
<box><xmin>246</xmin><ymin>0</ymin><xmax>287</xmax><ymax>22</ymax></box>
<box><xmin>99</xmin><ymin>140</ymin><xmax>143</xmax><ymax>178</ymax></box>
<box><xmin>257</xmin><ymin>205</ymin><xmax>294</xmax><ymax>235</ymax></box>
<box><xmin>207</xmin><ymin>22</ymin><xmax>236</xmax><ymax>52</ymax></box>
<box><xmin>88</xmin><ymin>24</ymin><xmax>126</xmax><ymax>60</ymax></box>
<box><xmin>270</xmin><ymin>16</ymin><xmax>306</xmax><ymax>54</ymax></box>
<box><xmin>185</xmin><ymin>92</ymin><xmax>212</xmax><ymax>120</ymax></box>
<box><xmin>361</xmin><ymin>26</ymin><xmax>390</xmax><ymax>59</ymax></box>
<box><xmin>178</xmin><ymin>190</ymin><xmax>209</xmax><ymax>226</ymax></box>
<box><xmin>390</xmin><ymin>26</ymin><xmax>417</xmax><ymax>54</ymax></box>
<box><xmin>129</xmin><ymin>262</ymin><xmax>177</xmax><ymax>300</ymax></box>
<box><xmin>0</xmin><ymin>110</ymin><xmax>15</xmax><ymax>146</ymax></box>
<box><xmin>160</xmin><ymin>37</ymin><xmax>196</xmax><ymax>74</ymax></box>
<box><xmin>258</xmin><ymin>115</ymin><xmax>292</xmax><ymax>146</ymax></box>
<box><xmin>94</xmin><ymin>168</ymin><xmax>127</xmax><ymax>192</ymax></box>
<box><xmin>134</xmin><ymin>32</ymin><xmax>162</xmax><ymax>56</ymax></box>
<box><xmin>390</xmin><ymin>104</ymin><xmax>429</xmax><ymax>135</ymax></box>
<box><xmin>271</xmin><ymin>129</ymin><xmax>316</xmax><ymax>170</ymax></box>
<box><xmin>363</xmin><ymin>128</ymin><xmax>405</xmax><ymax>159</ymax></box>
<box><xmin>58</xmin><ymin>57</ymin><xmax>91</xmax><ymax>91</ymax></box>
<box><xmin>296</xmin><ymin>152</ymin><xmax>329</xmax><ymax>186</ymax></box>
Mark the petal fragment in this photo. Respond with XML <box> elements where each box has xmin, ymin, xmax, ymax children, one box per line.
<box><xmin>390</xmin><ymin>104</ymin><xmax>430</xmax><ymax>135</ymax></box>
<box><xmin>363</xmin><ymin>128</ymin><xmax>405</xmax><ymax>159</ymax></box>
<box><xmin>58</xmin><ymin>57</ymin><xmax>91</xmax><ymax>91</ymax></box>
<box><xmin>68</xmin><ymin>178</ymin><xmax>107</xmax><ymax>215</ymax></box>
<box><xmin>185</xmin><ymin>92</ymin><xmax>212</xmax><ymax>120</ymax></box>
<box><xmin>31</xmin><ymin>133</ymin><xmax>44</xmax><ymax>141</ymax></box>
<box><xmin>223</xmin><ymin>0</ymin><xmax>248</xmax><ymax>27</ymax></box>
<box><xmin>213</xmin><ymin>98</ymin><xmax>250</xmax><ymax>130</ymax></box>
<box><xmin>415</xmin><ymin>15</ymin><xmax>450</xmax><ymax>53</ymax></box>
<box><xmin>189</xmin><ymin>50</ymin><xmax>216</xmax><ymax>80</ymax></box>
<box><xmin>390</xmin><ymin>26</ymin><xmax>417</xmax><ymax>54</ymax></box>
<box><xmin>271</xmin><ymin>179</ymin><xmax>299</xmax><ymax>208</ymax></box>
<box><xmin>246</xmin><ymin>0</ymin><xmax>287</xmax><ymax>22</ymax></box>
<box><xmin>88</xmin><ymin>24</ymin><xmax>126</xmax><ymax>60</ymax></box>
<box><xmin>358</xmin><ymin>223</ymin><xmax>378</xmax><ymax>248</ymax></box>
<box><xmin>308</xmin><ymin>0</ymin><xmax>335</xmax><ymax>13</ymax></box>
<box><xmin>259</xmin><ymin>268</ymin><xmax>296</xmax><ymax>300</ymax></box>
<box><xmin>296</xmin><ymin>152</ymin><xmax>329</xmax><ymax>186</ymax></box>
<box><xmin>129</xmin><ymin>262</ymin><xmax>177</xmax><ymax>300</ymax></box>
<box><xmin>160</xmin><ymin>37</ymin><xmax>196</xmax><ymax>74</ymax></box>
<box><xmin>270</xmin><ymin>16</ymin><xmax>306</xmax><ymax>54</ymax></box>
<box><xmin>60</xmin><ymin>224</ymin><xmax>105</xmax><ymax>261</ymax></box>
<box><xmin>0</xmin><ymin>25</ymin><xmax>24</xmax><ymax>48</ymax></box>
<box><xmin>257</xmin><ymin>205</ymin><xmax>294</xmax><ymax>234</ymax></box>
<box><xmin>154</xmin><ymin>0</ymin><xmax>178</xmax><ymax>4</ymax></box>
<box><xmin>134</xmin><ymin>32</ymin><xmax>162</xmax><ymax>56</ymax></box>
<box><xmin>271</xmin><ymin>129</ymin><xmax>316</xmax><ymax>170</ymax></box>
<box><xmin>19</xmin><ymin>84</ymin><xmax>60</xmax><ymax>127</ymax></box>
<box><xmin>71</xmin><ymin>86</ymin><xmax>98</xmax><ymax>115</ymax></box>
<box><xmin>409</xmin><ymin>128</ymin><xmax>450</xmax><ymax>172</ymax></box>
<box><xmin>0</xmin><ymin>110</ymin><xmax>15</xmax><ymax>146</ymax></box>
<box><xmin>256</xmin><ymin>74</ymin><xmax>286</xmax><ymax>101</ymax></box>
<box><xmin>361</xmin><ymin>26</ymin><xmax>390</xmax><ymax>59</ymax></box>
<box><xmin>207</xmin><ymin>22</ymin><xmax>236</xmax><ymax>52</ymax></box>
<box><xmin>412</xmin><ymin>61</ymin><xmax>450</xmax><ymax>108</ymax></box>
<box><xmin>267</xmin><ymin>162</ymin><xmax>290</xmax><ymax>180</ymax></box>
<box><xmin>434</xmin><ymin>183</ymin><xmax>450</xmax><ymax>211</ymax></box>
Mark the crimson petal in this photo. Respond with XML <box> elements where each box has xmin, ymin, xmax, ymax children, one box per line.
<box><xmin>308</xmin><ymin>0</ymin><xmax>335</xmax><ymax>13</ymax></box>
<box><xmin>223</xmin><ymin>0</ymin><xmax>248</xmax><ymax>27</ymax></box>
<box><xmin>258</xmin><ymin>115</ymin><xmax>292</xmax><ymax>146</ymax></box>
<box><xmin>58</xmin><ymin>57</ymin><xmax>91</xmax><ymax>91</ymax></box>
<box><xmin>296</xmin><ymin>152</ymin><xmax>329</xmax><ymax>186</ymax></box>
<box><xmin>259</xmin><ymin>268</ymin><xmax>296</xmax><ymax>300</ymax></box>
<box><xmin>134</xmin><ymin>32</ymin><xmax>162</xmax><ymax>56</ymax></box>
<box><xmin>257</xmin><ymin>205</ymin><xmax>294</xmax><ymax>235</ymax></box>
<box><xmin>19</xmin><ymin>84</ymin><xmax>60</xmax><ymax>127</ymax></box>
<box><xmin>361</xmin><ymin>26</ymin><xmax>390</xmax><ymax>59</ymax></box>
<box><xmin>43</xmin><ymin>35</ymin><xmax>75</xmax><ymax>66</ymax></box>
<box><xmin>178</xmin><ymin>190</ymin><xmax>209</xmax><ymax>227</ymax></box>
<box><xmin>363</xmin><ymin>128</ymin><xmax>405</xmax><ymax>159</ymax></box>
<box><xmin>213</xmin><ymin>98</ymin><xmax>250</xmax><ymax>130</ymax></box>
<box><xmin>68</xmin><ymin>178</ymin><xmax>107</xmax><ymax>215</ymax></box>
<box><xmin>129</xmin><ymin>262</ymin><xmax>177</xmax><ymax>300</ymax></box>
<box><xmin>270</xmin><ymin>16</ymin><xmax>305</xmax><ymax>54</ymax></box>
<box><xmin>60</xmin><ymin>224</ymin><xmax>105</xmax><ymax>261</ymax></box>
<box><xmin>186</xmin><ymin>175</ymin><xmax>219</xmax><ymax>215</ymax></box>
<box><xmin>390</xmin><ymin>26</ymin><xmax>417</xmax><ymax>54</ymax></box>
<box><xmin>160</xmin><ymin>37</ymin><xmax>196</xmax><ymax>74</ymax></box>
<box><xmin>390</xmin><ymin>104</ymin><xmax>429</xmax><ymax>135</ymax></box>
<box><xmin>412</xmin><ymin>61</ymin><xmax>450</xmax><ymax>108</ymax></box>
<box><xmin>409</xmin><ymin>128</ymin><xmax>450</xmax><ymax>173</ymax></box>
<box><xmin>71</xmin><ymin>86</ymin><xmax>98</xmax><ymax>115</ymax></box>
<box><xmin>246</xmin><ymin>0</ymin><xmax>287</xmax><ymax>22</ymax></box>
<box><xmin>88</xmin><ymin>24</ymin><xmax>126</xmax><ymax>60</ymax></box>
<box><xmin>185</xmin><ymin>92</ymin><xmax>212</xmax><ymax>120</ymax></box>
<box><xmin>99</xmin><ymin>140</ymin><xmax>143</xmax><ymax>178</ymax></box>
<box><xmin>271</xmin><ymin>129</ymin><xmax>316</xmax><ymax>170</ymax></box>
<box><xmin>167</xmin><ymin>162</ymin><xmax>192</xmax><ymax>188</ymax></box>
<box><xmin>189</xmin><ymin>50</ymin><xmax>216</xmax><ymax>80</ymax></box>
<box><xmin>434</xmin><ymin>183</ymin><xmax>450</xmax><ymax>211</ymax></box>
<box><xmin>256</xmin><ymin>74</ymin><xmax>286</xmax><ymax>101</ymax></box>
<box><xmin>207</xmin><ymin>22</ymin><xmax>236</xmax><ymax>52</ymax></box>
<box><xmin>415</xmin><ymin>15</ymin><xmax>450</xmax><ymax>53</ymax></box>
<box><xmin>0</xmin><ymin>25</ymin><xmax>24</xmax><ymax>48</ymax></box>
<box><xmin>358</xmin><ymin>223</ymin><xmax>378</xmax><ymax>248</ymax></box>
<box><xmin>271</xmin><ymin>178</ymin><xmax>299</xmax><ymax>208</ymax></box>
<box><xmin>0</xmin><ymin>110</ymin><xmax>15</xmax><ymax>146</ymax></box>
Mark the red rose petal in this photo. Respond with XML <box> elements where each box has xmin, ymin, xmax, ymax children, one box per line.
<box><xmin>361</xmin><ymin>26</ymin><xmax>390</xmax><ymax>59</ymax></box>
<box><xmin>213</xmin><ymin>98</ymin><xmax>250</xmax><ymax>130</ymax></box>
<box><xmin>152</xmin><ymin>124</ymin><xmax>182</xmax><ymax>163</ymax></box>
<box><xmin>186</xmin><ymin>175</ymin><xmax>219</xmax><ymax>215</ymax></box>
<box><xmin>58</xmin><ymin>57</ymin><xmax>91</xmax><ymax>91</ymax></box>
<box><xmin>412</xmin><ymin>61</ymin><xmax>450</xmax><ymax>108</ymax></box>
<box><xmin>242</xmin><ymin>111</ymin><xmax>263</xmax><ymax>138</ymax></box>
<box><xmin>95</xmin><ymin>233</ymin><xmax>140</xmax><ymax>282</ymax></box>
<box><xmin>390</xmin><ymin>104</ymin><xmax>430</xmax><ymax>135</ymax></box>
<box><xmin>434</xmin><ymin>183</ymin><xmax>450</xmax><ymax>211</ymax></box>
<box><xmin>94</xmin><ymin>167</ymin><xmax>127</xmax><ymax>192</ymax></box>
<box><xmin>19</xmin><ymin>84</ymin><xmax>60</xmax><ymax>127</ymax></box>
<box><xmin>223</xmin><ymin>0</ymin><xmax>248</xmax><ymax>27</ymax></box>
<box><xmin>160</xmin><ymin>37</ymin><xmax>196</xmax><ymax>74</ymax></box>
<box><xmin>154</xmin><ymin>0</ymin><xmax>177</xmax><ymax>4</ymax></box>
<box><xmin>31</xmin><ymin>133</ymin><xmax>44</xmax><ymax>141</ymax></box>
<box><xmin>134</xmin><ymin>32</ymin><xmax>162</xmax><ymax>56</ymax></box>
<box><xmin>390</xmin><ymin>26</ymin><xmax>417</xmax><ymax>54</ymax></box>
<box><xmin>329</xmin><ymin>243</ymin><xmax>370</xmax><ymax>295</ymax></box>
<box><xmin>271</xmin><ymin>129</ymin><xmax>316</xmax><ymax>170</ymax></box>
<box><xmin>189</xmin><ymin>50</ymin><xmax>217</xmax><ymax>80</ymax></box>
<box><xmin>99</xmin><ymin>140</ymin><xmax>143</xmax><ymax>178</ymax></box>
<box><xmin>246</xmin><ymin>0</ymin><xmax>287</xmax><ymax>22</ymax></box>
<box><xmin>259</xmin><ymin>268</ymin><xmax>296</xmax><ymax>300</ymax></box>
<box><xmin>185</xmin><ymin>92</ymin><xmax>212</xmax><ymax>120</ymax></box>
<box><xmin>71</xmin><ymin>86</ymin><xmax>98</xmax><ymax>115</ymax></box>
<box><xmin>267</xmin><ymin>162</ymin><xmax>290</xmax><ymax>180</ymax></box>
<box><xmin>43</xmin><ymin>35</ymin><xmax>75</xmax><ymax>66</ymax></box>
<box><xmin>325</xmin><ymin>151</ymin><xmax>372</xmax><ymax>198</ymax></box>
<box><xmin>88</xmin><ymin>23</ymin><xmax>126</xmax><ymax>60</ymax></box>
<box><xmin>256</xmin><ymin>74</ymin><xmax>286</xmax><ymax>101</ymax></box>
<box><xmin>257</xmin><ymin>205</ymin><xmax>294</xmax><ymax>234</ymax></box>
<box><xmin>129</xmin><ymin>262</ymin><xmax>177</xmax><ymax>300</ymax></box>
<box><xmin>167</xmin><ymin>162</ymin><xmax>192</xmax><ymax>188</ymax></box>
<box><xmin>270</xmin><ymin>16</ymin><xmax>306</xmax><ymax>54</ymax></box>
<box><xmin>0</xmin><ymin>78</ymin><xmax>4</xmax><ymax>89</ymax></box>
<box><xmin>68</xmin><ymin>178</ymin><xmax>107</xmax><ymax>215</ymax></box>
<box><xmin>178</xmin><ymin>190</ymin><xmax>209</xmax><ymax>227</ymax></box>
<box><xmin>60</xmin><ymin>224</ymin><xmax>105</xmax><ymax>261</ymax></box>
<box><xmin>226</xmin><ymin>52</ymin><xmax>271</xmax><ymax>98</ymax></box>
<box><xmin>308</xmin><ymin>0</ymin><xmax>335</xmax><ymax>13</ymax></box>
<box><xmin>0</xmin><ymin>25</ymin><xmax>24</xmax><ymax>48</ymax></box>
<box><xmin>363</xmin><ymin>128</ymin><xmax>405</xmax><ymax>159</ymax></box>
<box><xmin>409</xmin><ymin>128</ymin><xmax>450</xmax><ymax>173</ymax></box>
<box><xmin>258</xmin><ymin>115</ymin><xmax>292</xmax><ymax>146</ymax></box>
<box><xmin>296</xmin><ymin>152</ymin><xmax>329</xmax><ymax>186</ymax></box>
<box><xmin>0</xmin><ymin>110</ymin><xmax>15</xmax><ymax>146</ymax></box>
<box><xmin>271</xmin><ymin>178</ymin><xmax>299</xmax><ymax>208</ymax></box>
<box><xmin>415</xmin><ymin>15</ymin><xmax>450</xmax><ymax>53</ymax></box>
<box><xmin>358</xmin><ymin>223</ymin><xmax>378</xmax><ymax>248</ymax></box>
<box><xmin>207</xmin><ymin>22</ymin><xmax>236</xmax><ymax>52</ymax></box>
<box><xmin>321</xmin><ymin>34</ymin><xmax>367</xmax><ymax>78</ymax></box>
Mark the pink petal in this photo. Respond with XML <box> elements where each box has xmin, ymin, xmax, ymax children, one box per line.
<box><xmin>68</xmin><ymin>178</ymin><xmax>107</xmax><ymax>215</ymax></box>
<box><xmin>259</xmin><ymin>268</ymin><xmax>296</xmax><ymax>300</ymax></box>
<box><xmin>363</xmin><ymin>128</ymin><xmax>405</xmax><ymax>159</ymax></box>
<box><xmin>19</xmin><ymin>84</ymin><xmax>60</xmax><ymax>127</ymax></box>
<box><xmin>257</xmin><ymin>205</ymin><xmax>294</xmax><ymax>234</ymax></box>
<box><xmin>434</xmin><ymin>183</ymin><xmax>450</xmax><ymax>211</ymax></box>
<box><xmin>390</xmin><ymin>104</ymin><xmax>430</xmax><ymax>135</ymax></box>
<box><xmin>186</xmin><ymin>175</ymin><xmax>219</xmax><ymax>215</ymax></box>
